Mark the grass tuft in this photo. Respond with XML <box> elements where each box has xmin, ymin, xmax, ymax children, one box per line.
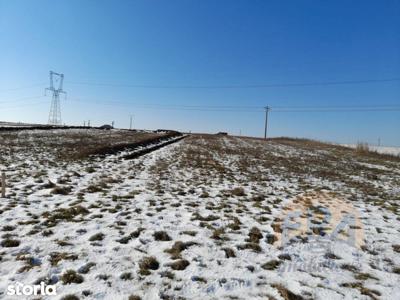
<box><xmin>153</xmin><ymin>231</ymin><xmax>171</xmax><ymax>241</ymax></box>
<box><xmin>139</xmin><ymin>256</ymin><xmax>159</xmax><ymax>275</ymax></box>
<box><xmin>61</xmin><ymin>270</ymin><xmax>84</xmax><ymax>284</ymax></box>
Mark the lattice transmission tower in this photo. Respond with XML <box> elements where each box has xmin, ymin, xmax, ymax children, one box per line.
<box><xmin>45</xmin><ymin>71</ymin><xmax>66</xmax><ymax>125</ymax></box>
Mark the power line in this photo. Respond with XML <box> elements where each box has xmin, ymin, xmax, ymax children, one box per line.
<box><xmin>0</xmin><ymin>83</ymin><xmax>46</xmax><ymax>93</ymax></box>
<box><xmin>2</xmin><ymin>94</ymin><xmax>399</xmax><ymax>113</ymax></box>
<box><xmin>70</xmin><ymin>98</ymin><xmax>254</xmax><ymax>108</ymax></box>
<box><xmin>272</xmin><ymin>104</ymin><xmax>400</xmax><ymax>109</ymax></box>
<box><xmin>0</xmin><ymin>95</ymin><xmax>46</xmax><ymax>104</ymax></box>
<box><xmin>67</xmin><ymin>97</ymin><xmax>263</xmax><ymax>110</ymax></box>
<box><xmin>3</xmin><ymin>94</ymin><xmax>399</xmax><ymax>112</ymax></box>
<box><xmin>1</xmin><ymin>77</ymin><xmax>398</xmax><ymax>93</ymax></box>
<box><xmin>273</xmin><ymin>108</ymin><xmax>400</xmax><ymax>112</ymax></box>
<box><xmin>66</xmin><ymin>96</ymin><xmax>400</xmax><ymax>111</ymax></box>
<box><xmin>0</xmin><ymin>101</ymin><xmax>49</xmax><ymax>110</ymax></box>
<box><xmin>66</xmin><ymin>77</ymin><xmax>400</xmax><ymax>89</ymax></box>
<box><xmin>67</xmin><ymin>98</ymin><xmax>400</xmax><ymax>112</ymax></box>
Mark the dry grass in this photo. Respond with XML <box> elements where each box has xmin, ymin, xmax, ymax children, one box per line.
<box><xmin>340</xmin><ymin>282</ymin><xmax>381</xmax><ymax>299</ymax></box>
<box><xmin>271</xmin><ymin>283</ymin><xmax>305</xmax><ymax>300</ymax></box>
<box><xmin>42</xmin><ymin>205</ymin><xmax>89</xmax><ymax>226</ymax></box>
<box><xmin>49</xmin><ymin>252</ymin><xmax>78</xmax><ymax>266</ymax></box>
<box><xmin>355</xmin><ymin>142</ymin><xmax>370</xmax><ymax>154</ymax></box>
<box><xmin>1</xmin><ymin>131</ymin><xmax>398</xmax><ymax>299</ymax></box>
<box><xmin>164</xmin><ymin>241</ymin><xmax>199</xmax><ymax>259</ymax></box>
<box><xmin>153</xmin><ymin>231</ymin><xmax>172</xmax><ymax>241</ymax></box>
<box><xmin>138</xmin><ymin>256</ymin><xmax>159</xmax><ymax>275</ymax></box>
<box><xmin>89</xmin><ymin>232</ymin><xmax>105</xmax><ymax>241</ymax></box>
<box><xmin>1</xmin><ymin>239</ymin><xmax>20</xmax><ymax>247</ymax></box>
<box><xmin>0</xmin><ymin>129</ymin><xmax>168</xmax><ymax>162</ymax></box>
<box><xmin>60</xmin><ymin>270</ymin><xmax>84</xmax><ymax>284</ymax></box>
<box><xmin>168</xmin><ymin>259</ymin><xmax>190</xmax><ymax>270</ymax></box>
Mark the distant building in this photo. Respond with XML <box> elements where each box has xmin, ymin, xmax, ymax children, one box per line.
<box><xmin>216</xmin><ymin>132</ymin><xmax>228</xmax><ymax>136</ymax></box>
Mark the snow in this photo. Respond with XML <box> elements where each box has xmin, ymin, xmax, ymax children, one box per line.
<box><xmin>0</xmin><ymin>131</ymin><xmax>399</xmax><ymax>299</ymax></box>
<box><xmin>343</xmin><ymin>144</ymin><xmax>400</xmax><ymax>156</ymax></box>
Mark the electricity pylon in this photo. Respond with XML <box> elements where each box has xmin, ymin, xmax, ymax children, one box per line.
<box><xmin>45</xmin><ymin>71</ymin><xmax>66</xmax><ymax>125</ymax></box>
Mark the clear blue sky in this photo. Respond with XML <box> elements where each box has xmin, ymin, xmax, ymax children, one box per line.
<box><xmin>1</xmin><ymin>0</ymin><xmax>399</xmax><ymax>145</ymax></box>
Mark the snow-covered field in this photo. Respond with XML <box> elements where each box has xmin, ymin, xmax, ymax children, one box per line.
<box><xmin>343</xmin><ymin>144</ymin><xmax>400</xmax><ymax>156</ymax></box>
<box><xmin>0</xmin><ymin>131</ymin><xmax>399</xmax><ymax>300</ymax></box>
<box><xmin>368</xmin><ymin>146</ymin><xmax>400</xmax><ymax>156</ymax></box>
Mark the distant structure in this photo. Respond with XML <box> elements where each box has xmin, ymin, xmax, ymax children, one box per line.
<box><xmin>216</xmin><ymin>132</ymin><xmax>228</xmax><ymax>136</ymax></box>
<box><xmin>45</xmin><ymin>71</ymin><xmax>66</xmax><ymax>125</ymax></box>
<box><xmin>99</xmin><ymin>124</ymin><xmax>113</xmax><ymax>130</ymax></box>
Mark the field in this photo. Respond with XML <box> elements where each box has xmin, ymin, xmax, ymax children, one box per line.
<box><xmin>0</xmin><ymin>129</ymin><xmax>399</xmax><ymax>299</ymax></box>
<box><xmin>343</xmin><ymin>144</ymin><xmax>400</xmax><ymax>157</ymax></box>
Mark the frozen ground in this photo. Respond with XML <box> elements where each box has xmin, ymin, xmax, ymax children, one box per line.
<box><xmin>0</xmin><ymin>131</ymin><xmax>399</xmax><ymax>300</ymax></box>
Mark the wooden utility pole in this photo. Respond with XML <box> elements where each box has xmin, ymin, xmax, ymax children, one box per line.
<box><xmin>264</xmin><ymin>106</ymin><xmax>270</xmax><ymax>139</ymax></box>
<box><xmin>1</xmin><ymin>171</ymin><xmax>5</xmax><ymax>198</ymax></box>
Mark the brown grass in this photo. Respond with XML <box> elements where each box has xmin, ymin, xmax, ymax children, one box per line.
<box><xmin>61</xmin><ymin>270</ymin><xmax>84</xmax><ymax>284</ymax></box>
<box><xmin>138</xmin><ymin>256</ymin><xmax>159</xmax><ymax>275</ymax></box>
<box><xmin>0</xmin><ymin>129</ymin><xmax>169</xmax><ymax>162</ymax></box>
<box><xmin>271</xmin><ymin>284</ymin><xmax>304</xmax><ymax>300</ymax></box>
<box><xmin>164</xmin><ymin>241</ymin><xmax>199</xmax><ymax>259</ymax></box>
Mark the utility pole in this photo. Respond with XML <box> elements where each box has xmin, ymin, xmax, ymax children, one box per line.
<box><xmin>45</xmin><ymin>71</ymin><xmax>66</xmax><ymax>125</ymax></box>
<box><xmin>1</xmin><ymin>171</ymin><xmax>6</xmax><ymax>198</ymax></box>
<box><xmin>264</xmin><ymin>106</ymin><xmax>270</xmax><ymax>139</ymax></box>
<box><xmin>130</xmin><ymin>115</ymin><xmax>133</xmax><ymax>130</ymax></box>
<box><xmin>112</xmin><ymin>121</ymin><xmax>115</xmax><ymax>128</ymax></box>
